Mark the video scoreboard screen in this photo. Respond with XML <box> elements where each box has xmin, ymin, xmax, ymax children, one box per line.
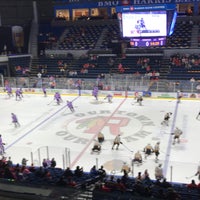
<box><xmin>116</xmin><ymin>4</ymin><xmax>177</xmax><ymax>47</ymax></box>
<box><xmin>122</xmin><ymin>11</ymin><xmax>167</xmax><ymax>38</ymax></box>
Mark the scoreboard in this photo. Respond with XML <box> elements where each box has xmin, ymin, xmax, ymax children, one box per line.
<box><xmin>130</xmin><ymin>37</ymin><xmax>166</xmax><ymax>47</ymax></box>
<box><xmin>116</xmin><ymin>4</ymin><xmax>177</xmax><ymax>47</ymax></box>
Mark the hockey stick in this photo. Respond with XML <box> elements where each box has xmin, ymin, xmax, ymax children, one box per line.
<box><xmin>47</xmin><ymin>100</ymin><xmax>54</xmax><ymax>105</ymax></box>
<box><xmin>131</xmin><ymin>101</ymin><xmax>136</xmax><ymax>105</ymax></box>
<box><xmin>121</xmin><ymin>143</ymin><xmax>134</xmax><ymax>153</ymax></box>
<box><xmin>196</xmin><ymin>112</ymin><xmax>200</xmax><ymax>120</ymax></box>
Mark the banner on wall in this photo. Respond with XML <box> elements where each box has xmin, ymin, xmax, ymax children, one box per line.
<box><xmin>143</xmin><ymin>91</ymin><xmax>151</xmax><ymax>97</ymax></box>
<box><xmin>12</xmin><ymin>26</ymin><xmax>24</xmax><ymax>48</ymax></box>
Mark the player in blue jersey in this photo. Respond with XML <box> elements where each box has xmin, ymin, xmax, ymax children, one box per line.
<box><xmin>15</xmin><ymin>88</ymin><xmax>22</xmax><ymax>101</ymax></box>
<box><xmin>104</xmin><ymin>94</ymin><xmax>113</xmax><ymax>103</ymax></box>
<box><xmin>11</xmin><ymin>113</ymin><xmax>20</xmax><ymax>128</ymax></box>
<box><xmin>42</xmin><ymin>87</ymin><xmax>47</xmax><ymax>97</ymax></box>
<box><xmin>92</xmin><ymin>86</ymin><xmax>99</xmax><ymax>101</ymax></box>
<box><xmin>54</xmin><ymin>92</ymin><xmax>62</xmax><ymax>105</ymax></box>
<box><xmin>5</xmin><ymin>86</ymin><xmax>13</xmax><ymax>98</ymax></box>
<box><xmin>66</xmin><ymin>100</ymin><xmax>75</xmax><ymax>112</ymax></box>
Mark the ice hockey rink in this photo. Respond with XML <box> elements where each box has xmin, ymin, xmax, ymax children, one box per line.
<box><xmin>0</xmin><ymin>92</ymin><xmax>200</xmax><ymax>184</ymax></box>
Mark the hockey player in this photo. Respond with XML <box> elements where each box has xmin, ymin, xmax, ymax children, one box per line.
<box><xmin>144</xmin><ymin>143</ymin><xmax>154</xmax><ymax>158</ymax></box>
<box><xmin>104</xmin><ymin>94</ymin><xmax>113</xmax><ymax>103</ymax></box>
<box><xmin>11</xmin><ymin>113</ymin><xmax>20</xmax><ymax>128</ymax></box>
<box><xmin>154</xmin><ymin>142</ymin><xmax>160</xmax><ymax>162</ymax></box>
<box><xmin>6</xmin><ymin>86</ymin><xmax>13</xmax><ymax>98</ymax></box>
<box><xmin>54</xmin><ymin>92</ymin><xmax>62</xmax><ymax>105</ymax></box>
<box><xmin>91</xmin><ymin>140</ymin><xmax>101</xmax><ymax>153</ymax></box>
<box><xmin>134</xmin><ymin>91</ymin><xmax>139</xmax><ymax>100</ymax></box>
<box><xmin>133</xmin><ymin>151</ymin><xmax>143</xmax><ymax>164</ymax></box>
<box><xmin>66</xmin><ymin>100</ymin><xmax>75</xmax><ymax>112</ymax></box>
<box><xmin>42</xmin><ymin>87</ymin><xmax>47</xmax><ymax>97</ymax></box>
<box><xmin>172</xmin><ymin>127</ymin><xmax>183</xmax><ymax>145</ymax></box>
<box><xmin>97</xmin><ymin>132</ymin><xmax>104</xmax><ymax>143</ymax></box>
<box><xmin>15</xmin><ymin>88</ymin><xmax>22</xmax><ymax>101</ymax></box>
<box><xmin>75</xmin><ymin>79</ymin><xmax>82</xmax><ymax>96</ymax></box>
<box><xmin>155</xmin><ymin>164</ymin><xmax>164</xmax><ymax>181</ymax></box>
<box><xmin>121</xmin><ymin>162</ymin><xmax>131</xmax><ymax>174</ymax></box>
<box><xmin>161</xmin><ymin>112</ymin><xmax>172</xmax><ymax>126</ymax></box>
<box><xmin>19</xmin><ymin>88</ymin><xmax>23</xmax><ymax>98</ymax></box>
<box><xmin>112</xmin><ymin>134</ymin><xmax>121</xmax><ymax>150</ymax></box>
<box><xmin>136</xmin><ymin>95</ymin><xmax>143</xmax><ymax>106</ymax></box>
<box><xmin>92</xmin><ymin>86</ymin><xmax>99</xmax><ymax>101</ymax></box>
<box><xmin>177</xmin><ymin>90</ymin><xmax>183</xmax><ymax>103</ymax></box>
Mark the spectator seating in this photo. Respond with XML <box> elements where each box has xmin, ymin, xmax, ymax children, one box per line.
<box><xmin>58</xmin><ymin>24</ymin><xmax>106</xmax><ymax>50</ymax></box>
<box><xmin>167</xmin><ymin>53</ymin><xmax>200</xmax><ymax>80</ymax></box>
<box><xmin>9</xmin><ymin>55</ymin><xmax>31</xmax><ymax>76</ymax></box>
<box><xmin>1</xmin><ymin>157</ymin><xmax>200</xmax><ymax>200</ymax></box>
<box><xmin>166</xmin><ymin>20</ymin><xmax>193</xmax><ymax>48</ymax></box>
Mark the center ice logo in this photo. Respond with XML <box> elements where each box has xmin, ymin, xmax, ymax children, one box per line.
<box><xmin>56</xmin><ymin>110</ymin><xmax>155</xmax><ymax>144</ymax></box>
<box><xmin>76</xmin><ymin>116</ymin><xmax>130</xmax><ymax>136</ymax></box>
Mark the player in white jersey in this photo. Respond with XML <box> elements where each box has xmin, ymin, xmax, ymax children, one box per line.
<box><xmin>154</xmin><ymin>142</ymin><xmax>160</xmax><ymax>162</ymax></box>
<box><xmin>161</xmin><ymin>112</ymin><xmax>172</xmax><ymax>126</ymax></box>
<box><xmin>172</xmin><ymin>127</ymin><xmax>183</xmax><ymax>145</ymax></box>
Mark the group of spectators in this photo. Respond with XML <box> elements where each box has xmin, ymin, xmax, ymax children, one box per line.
<box><xmin>170</xmin><ymin>53</ymin><xmax>200</xmax><ymax>69</ymax></box>
<box><xmin>14</xmin><ymin>65</ymin><xmax>30</xmax><ymax>77</ymax></box>
<box><xmin>115</xmin><ymin>57</ymin><xmax>160</xmax><ymax>81</ymax></box>
<box><xmin>0</xmin><ymin>154</ymin><xmax>200</xmax><ymax>199</ymax></box>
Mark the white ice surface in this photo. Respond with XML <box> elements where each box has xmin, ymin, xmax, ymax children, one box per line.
<box><xmin>0</xmin><ymin>93</ymin><xmax>199</xmax><ymax>184</ymax></box>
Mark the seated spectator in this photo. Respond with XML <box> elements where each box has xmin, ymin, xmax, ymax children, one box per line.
<box><xmin>66</xmin><ymin>177</ymin><xmax>76</xmax><ymax>187</ymax></box>
<box><xmin>63</xmin><ymin>167</ymin><xmax>73</xmax><ymax>178</ymax></box>
<box><xmin>28</xmin><ymin>163</ymin><xmax>36</xmax><ymax>172</ymax></box>
<box><xmin>141</xmin><ymin>169</ymin><xmax>152</xmax><ymax>186</ymax></box>
<box><xmin>115</xmin><ymin>178</ymin><xmax>126</xmax><ymax>192</ymax></box>
<box><xmin>74</xmin><ymin>166</ymin><xmax>83</xmax><ymax>177</ymax></box>
<box><xmin>104</xmin><ymin>175</ymin><xmax>117</xmax><ymax>190</ymax></box>
<box><xmin>4</xmin><ymin>166</ymin><xmax>15</xmax><ymax>180</ymax></box>
<box><xmin>90</xmin><ymin>165</ymin><xmax>98</xmax><ymax>176</ymax></box>
<box><xmin>6</xmin><ymin>157</ymin><xmax>13</xmax><ymax>167</ymax></box>
<box><xmin>187</xmin><ymin>179</ymin><xmax>197</xmax><ymax>189</ymax></box>
<box><xmin>165</xmin><ymin>188</ymin><xmax>181</xmax><ymax>200</ymax></box>
<box><xmin>141</xmin><ymin>169</ymin><xmax>150</xmax><ymax>181</ymax></box>
<box><xmin>34</xmin><ymin>166</ymin><xmax>45</xmax><ymax>178</ymax></box>
<box><xmin>118</xmin><ymin>63</ymin><xmax>125</xmax><ymax>73</ymax></box>
<box><xmin>21</xmin><ymin>158</ymin><xmax>28</xmax><ymax>166</ymax></box>
<box><xmin>135</xmin><ymin>172</ymin><xmax>142</xmax><ymax>183</ymax></box>
<box><xmin>98</xmin><ymin>165</ymin><xmax>106</xmax><ymax>178</ymax></box>
<box><xmin>42</xmin><ymin>158</ymin><xmax>48</xmax><ymax>168</ymax></box>
<box><xmin>56</xmin><ymin>176</ymin><xmax>66</xmax><ymax>186</ymax></box>
<box><xmin>50</xmin><ymin>158</ymin><xmax>56</xmax><ymax>168</ymax></box>
<box><xmin>190</xmin><ymin>77</ymin><xmax>195</xmax><ymax>83</ymax></box>
<box><xmin>160</xmin><ymin>178</ymin><xmax>172</xmax><ymax>188</ymax></box>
